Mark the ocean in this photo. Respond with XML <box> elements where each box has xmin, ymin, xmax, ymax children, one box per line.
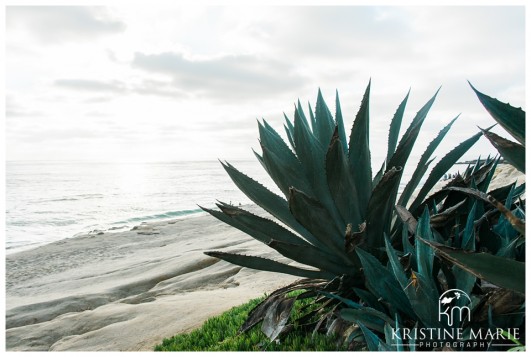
<box><xmin>6</xmin><ymin>160</ymin><xmax>453</xmax><ymax>254</ymax></box>
<box><xmin>5</xmin><ymin>161</ymin><xmax>273</xmax><ymax>253</ymax></box>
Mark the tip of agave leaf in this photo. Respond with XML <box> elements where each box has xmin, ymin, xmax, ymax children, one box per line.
<box><xmin>197</xmin><ymin>205</ymin><xmax>210</xmax><ymax>214</ymax></box>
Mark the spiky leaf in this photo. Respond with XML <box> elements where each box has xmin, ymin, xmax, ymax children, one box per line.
<box><xmin>387</xmin><ymin>88</ymin><xmax>439</xmax><ymax>173</ymax></box>
<box><xmin>348</xmin><ymin>80</ymin><xmax>372</xmax><ymax>212</ymax></box>
<box><xmin>221</xmin><ymin>161</ymin><xmax>318</xmax><ymax>245</ymax></box>
<box><xmin>268</xmin><ymin>240</ymin><xmax>357</xmax><ymax>276</ymax></box>
<box><xmin>204</xmin><ymin>251</ymin><xmax>335</xmax><ymax>280</ymax></box>
<box><xmin>398</xmin><ymin>115</ymin><xmax>459</xmax><ymax>206</ymax></box>
<box><xmin>365</xmin><ymin>167</ymin><xmax>402</xmax><ymax>248</ymax></box>
<box><xmin>469</xmin><ymin>81</ymin><xmax>525</xmax><ymax>145</ymax></box>
<box><xmin>481</xmin><ymin>130</ymin><xmax>525</xmax><ymax>173</ymax></box>
<box><xmin>386</xmin><ymin>90</ymin><xmax>410</xmax><ymax>164</ymax></box>
<box><xmin>418</xmin><ymin>240</ymin><xmax>525</xmax><ymax>294</ymax></box>
<box><xmin>326</xmin><ymin>127</ymin><xmax>362</xmax><ymax>226</ymax></box>
<box><xmin>409</xmin><ymin>128</ymin><xmax>489</xmax><ymax>214</ymax></box>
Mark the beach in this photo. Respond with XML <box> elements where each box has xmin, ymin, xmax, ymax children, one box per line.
<box><xmin>5</xmin><ymin>206</ymin><xmax>297</xmax><ymax>351</ymax></box>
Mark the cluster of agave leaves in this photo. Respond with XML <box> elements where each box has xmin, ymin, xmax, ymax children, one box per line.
<box><xmin>201</xmin><ymin>81</ymin><xmax>525</xmax><ymax>351</ymax></box>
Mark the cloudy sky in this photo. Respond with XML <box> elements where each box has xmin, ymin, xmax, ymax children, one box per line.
<box><xmin>5</xmin><ymin>5</ymin><xmax>525</xmax><ymax>166</ymax></box>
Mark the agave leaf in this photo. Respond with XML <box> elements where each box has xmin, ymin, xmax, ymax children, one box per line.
<box><xmin>452</xmin><ymin>202</ymin><xmax>478</xmax><ymax>296</ymax></box>
<box><xmin>395</xmin><ymin>315</ymin><xmax>404</xmax><ymax>351</ymax></box>
<box><xmin>462</xmin><ymin>201</ymin><xmax>477</xmax><ymax>250</ymax></box>
<box><xmin>261</xmin><ymin>297</ymin><xmax>296</xmax><ymax>341</ymax></box>
<box><xmin>326</xmin><ymin>127</ymin><xmax>363</xmax><ymax>226</ymax></box>
<box><xmin>494</xmin><ymin>206</ymin><xmax>525</xmax><ymax>243</ymax></box>
<box><xmin>315</xmin><ymin>89</ymin><xmax>336</xmax><ymax>148</ymax></box>
<box><xmin>415</xmin><ymin>207</ymin><xmax>434</xmax><ymax>280</ymax></box>
<box><xmin>489</xmin><ymin>182</ymin><xmax>525</xmax><ymax>204</ymax></box>
<box><xmin>469</xmin><ymin>81</ymin><xmax>525</xmax><ymax>145</ymax></box>
<box><xmin>221</xmin><ymin>161</ymin><xmax>318</xmax><ymax>245</ymax></box>
<box><xmin>356</xmin><ymin>248</ymin><xmax>415</xmax><ymax>317</ymax></box>
<box><xmin>418</xmin><ymin>240</ymin><xmax>525</xmax><ymax>294</ymax></box>
<box><xmin>477</xmin><ymin>156</ymin><xmax>501</xmax><ymax>193</ymax></box>
<box><xmin>293</xmin><ymin>104</ymin><xmax>346</xmax><ymax>230</ymax></box>
<box><xmin>446</xmin><ymin>186</ymin><xmax>525</xmax><ymax>235</ymax></box>
<box><xmin>208</xmin><ymin>202</ymin><xmax>320</xmax><ymax>249</ymax></box>
<box><xmin>320</xmin><ymin>291</ymin><xmax>361</xmax><ymax>309</ymax></box>
<box><xmin>371</xmin><ymin>161</ymin><xmax>386</xmax><ymax>189</ymax></box>
<box><xmin>384</xmin><ymin>236</ymin><xmax>409</xmax><ymax>288</ymax></box>
<box><xmin>284</xmin><ymin>124</ymin><xmax>296</xmax><ymax>150</ymax></box>
<box><xmin>353</xmin><ymin>288</ymin><xmax>387</xmax><ymax>312</ymax></box>
<box><xmin>284</xmin><ymin>113</ymin><xmax>295</xmax><ymax>149</ymax></box>
<box><xmin>348</xmin><ymin>80</ymin><xmax>372</xmax><ymax>212</ymax></box>
<box><xmin>335</xmin><ymin>90</ymin><xmax>348</xmax><ymax>154</ymax></box>
<box><xmin>358</xmin><ymin>322</ymin><xmax>383</xmax><ymax>351</ymax></box>
<box><xmin>340</xmin><ymin>308</ymin><xmax>393</xmax><ymax>334</ymax></box>
<box><xmin>387</xmin><ymin>88</ymin><xmax>439</xmax><ymax>173</ymax></box>
<box><xmin>398</xmin><ymin>116</ymin><xmax>458</xmax><ymax>207</ymax></box>
<box><xmin>261</xmin><ymin>144</ymin><xmax>313</xmax><ymax>198</ymax></box>
<box><xmin>288</xmin><ymin>187</ymin><xmax>348</xmax><ymax>259</ymax></box>
<box><xmin>394</xmin><ymin>205</ymin><xmax>418</xmax><ymax>234</ymax></box>
<box><xmin>260</xmin><ymin>120</ymin><xmax>299</xmax><ymax>167</ymax></box>
<box><xmin>268</xmin><ymin>240</ymin><xmax>357</xmax><ymax>276</ymax></box>
<box><xmin>481</xmin><ymin>130</ymin><xmax>525</xmax><ymax>173</ymax></box>
<box><xmin>204</xmin><ymin>251</ymin><xmax>335</xmax><ymax>280</ymax></box>
<box><xmin>405</xmin><ymin>270</ymin><xmax>442</xmax><ymax>329</ymax></box>
<box><xmin>429</xmin><ymin>199</ymin><xmax>467</xmax><ymax>228</ymax></box>
<box><xmin>365</xmin><ymin>167</ymin><xmax>403</xmax><ymax>248</ymax></box>
<box><xmin>296</xmin><ymin>100</ymin><xmax>311</xmax><ymax>130</ymax></box>
<box><xmin>408</xmin><ymin>127</ymin><xmax>491</xmax><ymax>214</ymax></box>
<box><xmin>293</xmin><ymin>103</ymin><xmax>324</xmax><ymax>181</ymax></box>
<box><xmin>386</xmin><ymin>90</ymin><xmax>410</xmax><ymax>164</ymax></box>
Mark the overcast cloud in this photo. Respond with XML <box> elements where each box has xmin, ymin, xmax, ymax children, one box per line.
<box><xmin>5</xmin><ymin>5</ymin><xmax>525</xmax><ymax>165</ymax></box>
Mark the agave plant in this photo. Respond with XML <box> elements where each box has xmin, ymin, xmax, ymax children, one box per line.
<box><xmin>201</xmin><ymin>80</ymin><xmax>491</xmax><ymax>343</ymax></box>
<box><xmin>203</xmin><ymin>81</ymin><xmax>484</xmax><ymax>279</ymax></box>
<box><xmin>337</xmin><ymin>157</ymin><xmax>525</xmax><ymax>351</ymax></box>
<box><xmin>333</xmin><ymin>86</ymin><xmax>526</xmax><ymax>351</ymax></box>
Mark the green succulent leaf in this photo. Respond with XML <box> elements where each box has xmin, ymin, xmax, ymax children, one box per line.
<box><xmin>394</xmin><ymin>205</ymin><xmax>418</xmax><ymax>234</ymax></box>
<box><xmin>446</xmin><ymin>186</ymin><xmax>525</xmax><ymax>235</ymax></box>
<box><xmin>384</xmin><ymin>235</ymin><xmax>409</xmax><ymax>288</ymax></box>
<box><xmin>358</xmin><ymin>322</ymin><xmax>383</xmax><ymax>351</ymax></box>
<box><xmin>348</xmin><ymin>80</ymin><xmax>372</xmax><ymax>212</ymax></box>
<box><xmin>387</xmin><ymin>88</ymin><xmax>439</xmax><ymax>173</ymax></box>
<box><xmin>398</xmin><ymin>116</ymin><xmax>459</xmax><ymax>207</ymax></box>
<box><xmin>259</xmin><ymin>119</ymin><xmax>299</xmax><ymax>165</ymax></box>
<box><xmin>340</xmin><ymin>308</ymin><xmax>393</xmax><ymax>334</ymax></box>
<box><xmin>335</xmin><ymin>90</ymin><xmax>348</xmax><ymax>154</ymax></box>
<box><xmin>415</xmin><ymin>207</ymin><xmax>435</xmax><ymax>281</ymax></box>
<box><xmin>314</xmin><ymin>89</ymin><xmax>336</xmax><ymax>148</ymax></box>
<box><xmin>386</xmin><ymin>90</ymin><xmax>410</xmax><ymax>164</ymax></box>
<box><xmin>409</xmin><ymin>127</ymin><xmax>490</xmax><ymax>214</ymax></box>
<box><xmin>201</xmin><ymin>203</ymin><xmax>311</xmax><ymax>248</ymax></box>
<box><xmin>288</xmin><ymin>187</ymin><xmax>348</xmax><ymax>260</ymax></box>
<box><xmin>261</xmin><ymin>144</ymin><xmax>313</xmax><ymax>198</ymax></box>
<box><xmin>326</xmin><ymin>127</ymin><xmax>363</xmax><ymax>226</ymax></box>
<box><xmin>268</xmin><ymin>240</ymin><xmax>357</xmax><ymax>276</ymax></box>
<box><xmin>356</xmin><ymin>248</ymin><xmax>415</xmax><ymax>317</ymax></box>
<box><xmin>365</xmin><ymin>166</ymin><xmax>403</xmax><ymax>248</ymax></box>
<box><xmin>293</xmin><ymin>104</ymin><xmax>346</xmax><ymax>231</ymax></box>
<box><xmin>204</xmin><ymin>251</ymin><xmax>335</xmax><ymax>280</ymax></box>
<box><xmin>481</xmin><ymin>130</ymin><xmax>525</xmax><ymax>173</ymax></box>
<box><xmin>418</xmin><ymin>239</ymin><xmax>525</xmax><ymax>294</ymax></box>
<box><xmin>469</xmin><ymin>81</ymin><xmax>525</xmax><ymax>145</ymax></box>
<box><xmin>221</xmin><ymin>161</ymin><xmax>319</xmax><ymax>246</ymax></box>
